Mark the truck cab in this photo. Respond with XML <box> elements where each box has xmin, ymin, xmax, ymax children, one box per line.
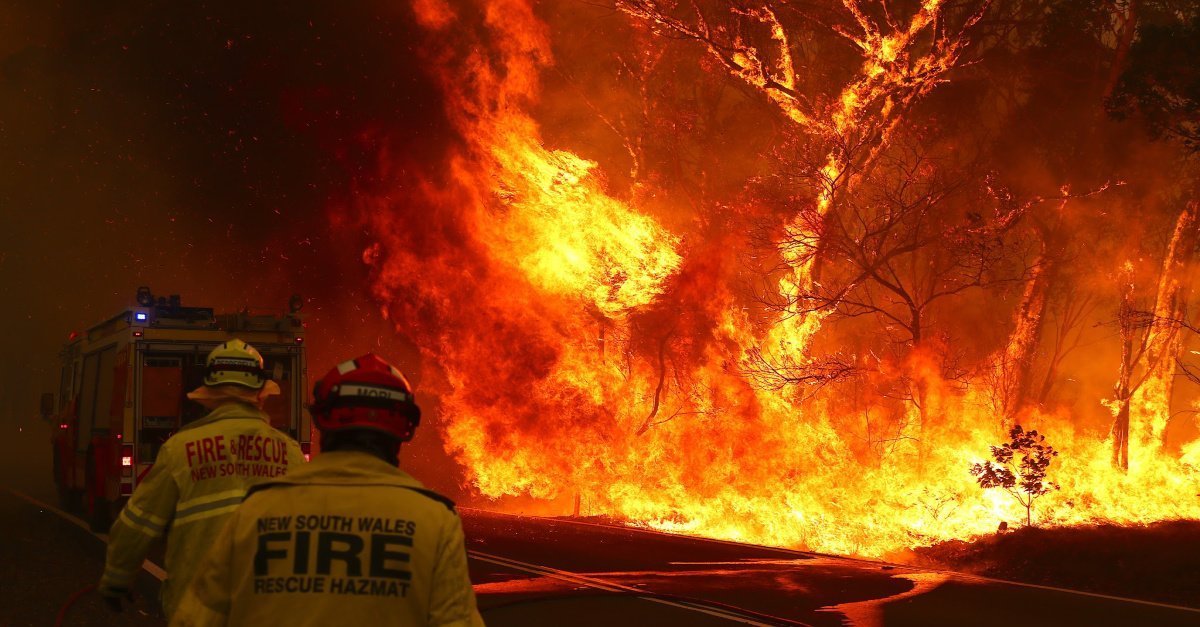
<box><xmin>45</xmin><ymin>288</ymin><xmax>311</xmax><ymax>531</ymax></box>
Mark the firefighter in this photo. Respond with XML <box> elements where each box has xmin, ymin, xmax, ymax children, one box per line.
<box><xmin>99</xmin><ymin>339</ymin><xmax>305</xmax><ymax>618</ymax></box>
<box><xmin>171</xmin><ymin>354</ymin><xmax>483</xmax><ymax>627</ymax></box>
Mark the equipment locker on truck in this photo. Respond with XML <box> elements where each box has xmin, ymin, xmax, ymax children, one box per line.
<box><xmin>41</xmin><ymin>287</ymin><xmax>312</xmax><ymax>531</ymax></box>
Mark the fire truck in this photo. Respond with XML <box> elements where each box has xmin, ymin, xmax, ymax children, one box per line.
<box><xmin>42</xmin><ymin>288</ymin><xmax>312</xmax><ymax>532</ymax></box>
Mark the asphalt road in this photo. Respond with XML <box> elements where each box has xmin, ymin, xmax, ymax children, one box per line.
<box><xmin>460</xmin><ymin>510</ymin><xmax>1200</xmax><ymax>627</ymax></box>
<box><xmin>2</xmin><ymin>421</ymin><xmax>1197</xmax><ymax>627</ymax></box>
<box><xmin>3</xmin><ymin>485</ymin><xmax>1199</xmax><ymax>627</ymax></box>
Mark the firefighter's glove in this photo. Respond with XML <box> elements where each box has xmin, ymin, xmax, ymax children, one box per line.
<box><xmin>99</xmin><ymin>586</ymin><xmax>133</xmax><ymax>613</ymax></box>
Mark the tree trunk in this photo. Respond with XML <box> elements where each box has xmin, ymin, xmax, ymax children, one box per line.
<box><xmin>1112</xmin><ymin>284</ymin><xmax>1136</xmax><ymax>470</ymax></box>
<box><xmin>1100</xmin><ymin>0</ymin><xmax>1141</xmax><ymax>104</ymax></box>
<box><xmin>1111</xmin><ymin>202</ymin><xmax>1199</xmax><ymax>468</ymax></box>
<box><xmin>1112</xmin><ymin>398</ymin><xmax>1131</xmax><ymax>470</ymax></box>
<box><xmin>915</xmin><ymin>375</ymin><xmax>929</xmax><ymax>471</ymax></box>
<box><xmin>636</xmin><ymin>332</ymin><xmax>672</xmax><ymax>436</ymax></box>
<box><xmin>1036</xmin><ymin>359</ymin><xmax>1059</xmax><ymax>407</ymax></box>
<box><xmin>995</xmin><ymin>248</ymin><xmax>1051</xmax><ymax>421</ymax></box>
<box><xmin>1036</xmin><ymin>288</ymin><xmax>1088</xmax><ymax>406</ymax></box>
<box><xmin>910</xmin><ymin>321</ymin><xmax>930</xmax><ymax>471</ymax></box>
<box><xmin>1129</xmin><ymin>202</ymin><xmax>1200</xmax><ymax>455</ymax></box>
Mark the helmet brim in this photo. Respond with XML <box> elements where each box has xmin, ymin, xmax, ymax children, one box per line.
<box><xmin>188</xmin><ymin>380</ymin><xmax>281</xmax><ymax>402</ymax></box>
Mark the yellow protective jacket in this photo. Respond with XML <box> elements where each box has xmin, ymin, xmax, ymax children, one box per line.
<box><xmin>170</xmin><ymin>450</ymin><xmax>484</xmax><ymax>627</ymax></box>
<box><xmin>101</xmin><ymin>402</ymin><xmax>305</xmax><ymax>617</ymax></box>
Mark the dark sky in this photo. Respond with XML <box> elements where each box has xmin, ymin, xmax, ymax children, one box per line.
<box><xmin>0</xmin><ymin>1</ymin><xmax>464</xmax><ymax>491</ymax></box>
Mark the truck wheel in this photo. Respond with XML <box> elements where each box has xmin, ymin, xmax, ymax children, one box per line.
<box><xmin>53</xmin><ymin>449</ymin><xmax>83</xmax><ymax>513</ymax></box>
<box><xmin>84</xmin><ymin>449</ymin><xmax>113</xmax><ymax>533</ymax></box>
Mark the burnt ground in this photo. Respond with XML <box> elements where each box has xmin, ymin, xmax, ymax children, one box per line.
<box><xmin>905</xmin><ymin>521</ymin><xmax>1200</xmax><ymax>608</ymax></box>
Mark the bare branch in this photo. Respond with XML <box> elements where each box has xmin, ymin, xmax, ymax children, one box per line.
<box><xmin>741</xmin><ymin>347</ymin><xmax>860</xmax><ymax>395</ymax></box>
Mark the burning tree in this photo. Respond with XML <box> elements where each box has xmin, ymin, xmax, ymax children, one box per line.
<box><xmin>618</xmin><ymin>0</ymin><xmax>995</xmax><ymax>363</ymax></box>
<box><xmin>765</xmin><ymin>141</ymin><xmax>1029</xmax><ymax>349</ymax></box>
<box><xmin>347</xmin><ymin>0</ymin><xmax>1200</xmax><ymax>558</ymax></box>
<box><xmin>983</xmin><ymin>183</ymin><xmax>1113</xmax><ymax>423</ymax></box>
<box><xmin>971</xmin><ymin>424</ymin><xmax>1060</xmax><ymax>528</ymax></box>
<box><xmin>753</xmin><ymin>135</ymin><xmax>1034</xmax><ymax>456</ymax></box>
<box><xmin>1106</xmin><ymin>8</ymin><xmax>1200</xmax><ymax>470</ymax></box>
<box><xmin>1108</xmin><ymin>202</ymin><xmax>1199</xmax><ymax>470</ymax></box>
<box><xmin>1032</xmin><ymin>283</ymin><xmax>1097</xmax><ymax>408</ymax></box>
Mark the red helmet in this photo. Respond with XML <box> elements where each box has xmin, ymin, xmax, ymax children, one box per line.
<box><xmin>310</xmin><ymin>354</ymin><xmax>421</xmax><ymax>442</ymax></box>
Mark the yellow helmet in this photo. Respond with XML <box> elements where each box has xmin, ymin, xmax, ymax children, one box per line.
<box><xmin>203</xmin><ymin>339</ymin><xmax>267</xmax><ymax>389</ymax></box>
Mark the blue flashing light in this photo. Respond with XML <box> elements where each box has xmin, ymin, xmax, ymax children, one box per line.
<box><xmin>135</xmin><ymin>312</ymin><xmax>148</xmax><ymax>321</ymax></box>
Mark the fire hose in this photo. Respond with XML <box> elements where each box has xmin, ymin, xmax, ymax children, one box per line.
<box><xmin>54</xmin><ymin>583</ymin><xmax>96</xmax><ymax>627</ymax></box>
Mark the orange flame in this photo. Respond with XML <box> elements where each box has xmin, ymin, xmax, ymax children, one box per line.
<box><xmin>348</xmin><ymin>0</ymin><xmax>1200</xmax><ymax>558</ymax></box>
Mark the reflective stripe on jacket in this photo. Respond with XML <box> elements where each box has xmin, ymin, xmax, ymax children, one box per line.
<box><xmin>101</xmin><ymin>402</ymin><xmax>305</xmax><ymax>617</ymax></box>
<box><xmin>170</xmin><ymin>450</ymin><xmax>484</xmax><ymax>627</ymax></box>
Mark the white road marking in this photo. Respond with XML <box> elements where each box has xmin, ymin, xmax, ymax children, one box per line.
<box><xmin>461</xmin><ymin>508</ymin><xmax>1200</xmax><ymax>614</ymax></box>
<box><xmin>468</xmin><ymin>549</ymin><xmax>809</xmax><ymax>626</ymax></box>
<box><xmin>7</xmin><ymin>488</ymin><xmax>166</xmax><ymax>581</ymax></box>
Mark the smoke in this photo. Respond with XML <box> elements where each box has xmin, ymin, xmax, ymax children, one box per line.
<box><xmin>0</xmin><ymin>0</ymin><xmax>467</xmax><ymax>493</ymax></box>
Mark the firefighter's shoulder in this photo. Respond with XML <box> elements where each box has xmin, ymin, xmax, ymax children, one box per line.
<box><xmin>244</xmin><ymin>474</ymin><xmax>457</xmax><ymax>514</ymax></box>
<box><xmin>387</xmin><ymin>467</ymin><xmax>457</xmax><ymax>513</ymax></box>
<box><xmin>397</xmin><ymin>485</ymin><xmax>456</xmax><ymax>513</ymax></box>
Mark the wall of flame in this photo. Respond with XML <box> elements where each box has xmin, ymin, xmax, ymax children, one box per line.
<box><xmin>346</xmin><ymin>0</ymin><xmax>1200</xmax><ymax>557</ymax></box>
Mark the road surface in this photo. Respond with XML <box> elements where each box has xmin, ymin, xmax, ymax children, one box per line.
<box><xmin>2</xmin><ymin>481</ymin><xmax>1199</xmax><ymax>626</ymax></box>
<box><xmin>1</xmin><ymin>423</ymin><xmax>1196</xmax><ymax>627</ymax></box>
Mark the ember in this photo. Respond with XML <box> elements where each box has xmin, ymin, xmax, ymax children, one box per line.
<box><xmin>350</xmin><ymin>1</ymin><xmax>1200</xmax><ymax>557</ymax></box>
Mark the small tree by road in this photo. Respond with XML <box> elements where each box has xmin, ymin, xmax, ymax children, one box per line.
<box><xmin>971</xmin><ymin>425</ymin><xmax>1060</xmax><ymax>527</ymax></box>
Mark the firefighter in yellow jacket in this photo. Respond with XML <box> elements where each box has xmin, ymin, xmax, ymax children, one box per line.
<box><xmin>99</xmin><ymin>339</ymin><xmax>305</xmax><ymax>618</ymax></box>
<box><xmin>171</xmin><ymin>353</ymin><xmax>483</xmax><ymax>627</ymax></box>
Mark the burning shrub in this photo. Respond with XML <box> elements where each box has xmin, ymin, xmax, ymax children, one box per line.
<box><xmin>971</xmin><ymin>425</ymin><xmax>1060</xmax><ymax>528</ymax></box>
